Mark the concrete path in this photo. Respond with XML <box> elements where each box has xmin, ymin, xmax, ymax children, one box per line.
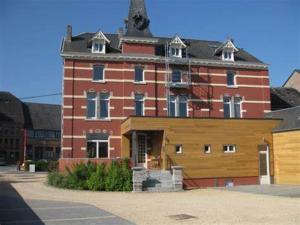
<box><xmin>222</xmin><ymin>184</ymin><xmax>300</xmax><ymax>198</ymax></box>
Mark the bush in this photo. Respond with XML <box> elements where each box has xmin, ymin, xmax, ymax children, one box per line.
<box><xmin>86</xmin><ymin>163</ymin><xmax>106</xmax><ymax>191</ymax></box>
<box><xmin>24</xmin><ymin>160</ymin><xmax>58</xmax><ymax>172</ymax></box>
<box><xmin>48</xmin><ymin>161</ymin><xmax>58</xmax><ymax>172</ymax></box>
<box><xmin>47</xmin><ymin>159</ymin><xmax>132</xmax><ymax>192</ymax></box>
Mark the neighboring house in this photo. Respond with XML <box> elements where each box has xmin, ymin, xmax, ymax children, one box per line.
<box><xmin>0</xmin><ymin>92</ymin><xmax>25</xmax><ymax>163</ymax></box>
<box><xmin>60</xmin><ymin>0</ymin><xmax>277</xmax><ymax>188</ymax></box>
<box><xmin>270</xmin><ymin>87</ymin><xmax>300</xmax><ymax>110</ymax></box>
<box><xmin>24</xmin><ymin>103</ymin><xmax>61</xmax><ymax>161</ymax></box>
<box><xmin>283</xmin><ymin>69</ymin><xmax>300</xmax><ymax>92</ymax></box>
<box><xmin>265</xmin><ymin>106</ymin><xmax>300</xmax><ymax>185</ymax></box>
<box><xmin>0</xmin><ymin>92</ymin><xmax>61</xmax><ymax>164</ymax></box>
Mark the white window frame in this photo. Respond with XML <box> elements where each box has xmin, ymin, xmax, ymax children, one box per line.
<box><xmin>135</xmin><ymin>94</ymin><xmax>145</xmax><ymax>116</ymax></box>
<box><xmin>92</xmin><ymin>40</ymin><xmax>106</xmax><ymax>54</ymax></box>
<box><xmin>223</xmin><ymin>145</ymin><xmax>236</xmax><ymax>153</ymax></box>
<box><xmin>223</xmin><ymin>96</ymin><xmax>243</xmax><ymax>118</ymax></box>
<box><xmin>168</xmin><ymin>95</ymin><xmax>188</xmax><ymax>117</ymax></box>
<box><xmin>99</xmin><ymin>93</ymin><xmax>110</xmax><ymax>120</ymax></box>
<box><xmin>204</xmin><ymin>144</ymin><xmax>211</xmax><ymax>154</ymax></box>
<box><xmin>227</xmin><ymin>71</ymin><xmax>237</xmax><ymax>87</ymax></box>
<box><xmin>86</xmin><ymin>140</ymin><xmax>109</xmax><ymax>159</ymax></box>
<box><xmin>222</xmin><ymin>50</ymin><xmax>234</xmax><ymax>61</ymax></box>
<box><xmin>134</xmin><ymin>66</ymin><xmax>145</xmax><ymax>83</ymax></box>
<box><xmin>87</xmin><ymin>92</ymin><xmax>97</xmax><ymax>119</ymax></box>
<box><xmin>175</xmin><ymin>144</ymin><xmax>183</xmax><ymax>154</ymax></box>
<box><xmin>92</xmin><ymin>65</ymin><xmax>105</xmax><ymax>82</ymax></box>
<box><xmin>171</xmin><ymin>70</ymin><xmax>183</xmax><ymax>83</ymax></box>
<box><xmin>170</xmin><ymin>47</ymin><xmax>182</xmax><ymax>58</ymax></box>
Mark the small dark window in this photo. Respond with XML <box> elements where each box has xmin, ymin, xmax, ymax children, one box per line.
<box><xmin>135</xmin><ymin>94</ymin><xmax>144</xmax><ymax>116</ymax></box>
<box><xmin>223</xmin><ymin>145</ymin><xmax>236</xmax><ymax>153</ymax></box>
<box><xmin>223</xmin><ymin>97</ymin><xmax>231</xmax><ymax>118</ymax></box>
<box><xmin>175</xmin><ymin>144</ymin><xmax>182</xmax><ymax>154</ymax></box>
<box><xmin>227</xmin><ymin>72</ymin><xmax>235</xmax><ymax>86</ymax></box>
<box><xmin>172</xmin><ymin>70</ymin><xmax>181</xmax><ymax>83</ymax></box>
<box><xmin>204</xmin><ymin>145</ymin><xmax>211</xmax><ymax>154</ymax></box>
<box><xmin>135</xmin><ymin>66</ymin><xmax>144</xmax><ymax>82</ymax></box>
<box><xmin>99</xmin><ymin>93</ymin><xmax>109</xmax><ymax>119</ymax></box>
<box><xmin>93</xmin><ymin>65</ymin><xmax>104</xmax><ymax>81</ymax></box>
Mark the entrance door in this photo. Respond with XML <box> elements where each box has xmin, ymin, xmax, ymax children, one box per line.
<box><xmin>259</xmin><ymin>145</ymin><xmax>270</xmax><ymax>184</ymax></box>
<box><xmin>137</xmin><ymin>134</ymin><xmax>147</xmax><ymax>168</ymax></box>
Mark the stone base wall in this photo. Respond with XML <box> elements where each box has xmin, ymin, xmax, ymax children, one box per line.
<box><xmin>183</xmin><ymin>176</ymin><xmax>259</xmax><ymax>188</ymax></box>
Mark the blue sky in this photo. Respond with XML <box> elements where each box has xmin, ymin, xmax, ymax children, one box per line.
<box><xmin>0</xmin><ymin>0</ymin><xmax>299</xmax><ymax>104</ymax></box>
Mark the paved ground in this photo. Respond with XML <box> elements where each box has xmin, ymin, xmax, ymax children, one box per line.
<box><xmin>0</xmin><ymin>167</ymin><xmax>299</xmax><ymax>225</ymax></box>
<box><xmin>222</xmin><ymin>184</ymin><xmax>300</xmax><ymax>198</ymax></box>
<box><xmin>0</xmin><ymin>167</ymin><xmax>134</xmax><ymax>225</ymax></box>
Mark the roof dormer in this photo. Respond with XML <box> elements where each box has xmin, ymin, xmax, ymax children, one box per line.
<box><xmin>169</xmin><ymin>35</ymin><xmax>186</xmax><ymax>58</ymax></box>
<box><xmin>91</xmin><ymin>31</ymin><xmax>110</xmax><ymax>54</ymax></box>
<box><xmin>215</xmin><ymin>39</ymin><xmax>238</xmax><ymax>62</ymax></box>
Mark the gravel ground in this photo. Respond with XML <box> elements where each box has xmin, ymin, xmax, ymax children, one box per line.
<box><xmin>1</xmin><ymin>172</ymin><xmax>299</xmax><ymax>225</ymax></box>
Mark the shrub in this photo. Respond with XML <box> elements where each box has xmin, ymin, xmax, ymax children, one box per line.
<box><xmin>47</xmin><ymin>161</ymin><xmax>58</xmax><ymax>172</ymax></box>
<box><xmin>86</xmin><ymin>163</ymin><xmax>106</xmax><ymax>191</ymax></box>
<box><xmin>48</xmin><ymin>159</ymin><xmax>133</xmax><ymax>192</ymax></box>
<box><xmin>35</xmin><ymin>160</ymin><xmax>48</xmax><ymax>171</ymax></box>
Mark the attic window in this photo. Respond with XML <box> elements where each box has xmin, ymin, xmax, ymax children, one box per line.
<box><xmin>91</xmin><ymin>31</ymin><xmax>110</xmax><ymax>54</ymax></box>
<box><xmin>222</xmin><ymin>51</ymin><xmax>234</xmax><ymax>61</ymax></box>
<box><xmin>171</xmin><ymin>47</ymin><xmax>181</xmax><ymax>57</ymax></box>
<box><xmin>92</xmin><ymin>42</ymin><xmax>105</xmax><ymax>53</ymax></box>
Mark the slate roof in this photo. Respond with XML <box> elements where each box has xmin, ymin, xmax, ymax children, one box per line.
<box><xmin>265</xmin><ymin>106</ymin><xmax>300</xmax><ymax>132</ymax></box>
<box><xmin>0</xmin><ymin>92</ymin><xmax>24</xmax><ymax>124</ymax></box>
<box><xmin>24</xmin><ymin>102</ymin><xmax>61</xmax><ymax>131</ymax></box>
<box><xmin>270</xmin><ymin>87</ymin><xmax>300</xmax><ymax>110</ymax></box>
<box><xmin>283</xmin><ymin>69</ymin><xmax>300</xmax><ymax>87</ymax></box>
<box><xmin>62</xmin><ymin>33</ymin><xmax>264</xmax><ymax>64</ymax></box>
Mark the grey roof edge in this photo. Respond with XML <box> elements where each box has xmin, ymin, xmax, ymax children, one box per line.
<box><xmin>60</xmin><ymin>52</ymin><xmax>268</xmax><ymax>70</ymax></box>
<box><xmin>272</xmin><ymin>128</ymin><xmax>300</xmax><ymax>133</ymax></box>
<box><xmin>282</xmin><ymin>69</ymin><xmax>300</xmax><ymax>87</ymax></box>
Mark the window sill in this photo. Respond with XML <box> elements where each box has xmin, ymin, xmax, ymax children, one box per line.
<box><xmin>227</xmin><ymin>85</ymin><xmax>238</xmax><ymax>88</ymax></box>
<box><xmin>92</xmin><ymin>80</ymin><xmax>106</xmax><ymax>83</ymax></box>
<box><xmin>223</xmin><ymin>151</ymin><xmax>236</xmax><ymax>154</ymax></box>
<box><xmin>85</xmin><ymin>118</ymin><xmax>112</xmax><ymax>122</ymax></box>
<box><xmin>134</xmin><ymin>81</ymin><xmax>147</xmax><ymax>85</ymax></box>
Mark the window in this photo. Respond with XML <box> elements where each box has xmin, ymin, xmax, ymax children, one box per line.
<box><xmin>87</xmin><ymin>92</ymin><xmax>97</xmax><ymax>119</ymax></box>
<box><xmin>223</xmin><ymin>97</ymin><xmax>231</xmax><ymax>118</ymax></box>
<box><xmin>204</xmin><ymin>145</ymin><xmax>211</xmax><ymax>154</ymax></box>
<box><xmin>170</xmin><ymin>47</ymin><xmax>181</xmax><ymax>57</ymax></box>
<box><xmin>178</xmin><ymin>95</ymin><xmax>187</xmax><ymax>117</ymax></box>
<box><xmin>223</xmin><ymin>96</ymin><xmax>242</xmax><ymax>118</ymax></box>
<box><xmin>87</xmin><ymin>141</ymin><xmax>108</xmax><ymax>158</ymax></box>
<box><xmin>175</xmin><ymin>144</ymin><xmax>183</xmax><ymax>154</ymax></box>
<box><xmin>222</xmin><ymin>51</ymin><xmax>234</xmax><ymax>61</ymax></box>
<box><xmin>168</xmin><ymin>95</ymin><xmax>188</xmax><ymax>117</ymax></box>
<box><xmin>92</xmin><ymin>42</ymin><xmax>105</xmax><ymax>53</ymax></box>
<box><xmin>227</xmin><ymin>72</ymin><xmax>235</xmax><ymax>86</ymax></box>
<box><xmin>172</xmin><ymin>70</ymin><xmax>182</xmax><ymax>83</ymax></box>
<box><xmin>93</xmin><ymin>65</ymin><xmax>104</xmax><ymax>81</ymax></box>
<box><xmin>134</xmin><ymin>66</ymin><xmax>144</xmax><ymax>82</ymax></box>
<box><xmin>168</xmin><ymin>95</ymin><xmax>176</xmax><ymax>117</ymax></box>
<box><xmin>223</xmin><ymin>145</ymin><xmax>236</xmax><ymax>153</ymax></box>
<box><xmin>99</xmin><ymin>93</ymin><xmax>109</xmax><ymax>119</ymax></box>
<box><xmin>234</xmin><ymin>97</ymin><xmax>241</xmax><ymax>118</ymax></box>
<box><xmin>135</xmin><ymin>94</ymin><xmax>144</xmax><ymax>116</ymax></box>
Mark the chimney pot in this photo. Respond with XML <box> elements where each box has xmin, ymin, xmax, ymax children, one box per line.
<box><xmin>66</xmin><ymin>25</ymin><xmax>72</xmax><ymax>42</ymax></box>
<box><xmin>118</xmin><ymin>27</ymin><xmax>124</xmax><ymax>39</ymax></box>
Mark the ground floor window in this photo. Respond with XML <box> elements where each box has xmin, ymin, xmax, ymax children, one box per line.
<box><xmin>87</xmin><ymin>141</ymin><xmax>108</xmax><ymax>158</ymax></box>
<box><xmin>223</xmin><ymin>145</ymin><xmax>236</xmax><ymax>153</ymax></box>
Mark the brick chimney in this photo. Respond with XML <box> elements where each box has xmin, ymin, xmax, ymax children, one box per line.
<box><xmin>118</xmin><ymin>27</ymin><xmax>124</xmax><ymax>39</ymax></box>
<box><xmin>66</xmin><ymin>25</ymin><xmax>72</xmax><ymax>42</ymax></box>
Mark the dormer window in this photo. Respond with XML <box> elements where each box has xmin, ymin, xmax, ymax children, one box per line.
<box><xmin>171</xmin><ymin>47</ymin><xmax>181</xmax><ymax>57</ymax></box>
<box><xmin>215</xmin><ymin>39</ymin><xmax>238</xmax><ymax>62</ymax></box>
<box><xmin>91</xmin><ymin>30</ymin><xmax>110</xmax><ymax>54</ymax></box>
<box><xmin>169</xmin><ymin>35</ymin><xmax>186</xmax><ymax>58</ymax></box>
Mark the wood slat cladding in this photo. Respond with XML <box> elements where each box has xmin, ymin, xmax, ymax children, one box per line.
<box><xmin>273</xmin><ymin>130</ymin><xmax>300</xmax><ymax>185</ymax></box>
<box><xmin>121</xmin><ymin>117</ymin><xmax>279</xmax><ymax>179</ymax></box>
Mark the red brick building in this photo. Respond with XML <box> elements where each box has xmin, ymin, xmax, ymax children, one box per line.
<box><xmin>60</xmin><ymin>0</ymin><xmax>271</xmax><ymax>173</ymax></box>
